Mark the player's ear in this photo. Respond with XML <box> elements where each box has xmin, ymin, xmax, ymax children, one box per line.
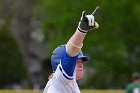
<box><xmin>48</xmin><ymin>73</ymin><xmax>54</xmax><ymax>80</ymax></box>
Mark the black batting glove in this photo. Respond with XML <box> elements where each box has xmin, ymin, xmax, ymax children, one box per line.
<box><xmin>77</xmin><ymin>11</ymin><xmax>99</xmax><ymax>33</ymax></box>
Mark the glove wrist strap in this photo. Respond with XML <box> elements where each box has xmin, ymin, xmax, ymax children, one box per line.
<box><xmin>77</xmin><ymin>27</ymin><xmax>88</xmax><ymax>33</ymax></box>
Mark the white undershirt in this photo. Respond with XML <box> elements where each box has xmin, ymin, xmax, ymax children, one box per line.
<box><xmin>43</xmin><ymin>64</ymin><xmax>80</xmax><ymax>93</ymax></box>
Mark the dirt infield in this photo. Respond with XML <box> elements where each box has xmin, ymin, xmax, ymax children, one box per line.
<box><xmin>81</xmin><ymin>89</ymin><xmax>124</xmax><ymax>93</ymax></box>
<box><xmin>0</xmin><ymin>89</ymin><xmax>124</xmax><ymax>93</ymax></box>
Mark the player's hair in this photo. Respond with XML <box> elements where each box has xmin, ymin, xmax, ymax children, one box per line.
<box><xmin>132</xmin><ymin>72</ymin><xmax>140</xmax><ymax>80</ymax></box>
<box><xmin>48</xmin><ymin>73</ymin><xmax>54</xmax><ymax>80</ymax></box>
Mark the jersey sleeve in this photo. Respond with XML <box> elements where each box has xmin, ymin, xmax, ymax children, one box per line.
<box><xmin>125</xmin><ymin>84</ymin><xmax>132</xmax><ymax>93</ymax></box>
<box><xmin>59</xmin><ymin>46</ymin><xmax>78</xmax><ymax>80</ymax></box>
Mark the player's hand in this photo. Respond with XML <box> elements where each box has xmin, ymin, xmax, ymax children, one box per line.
<box><xmin>77</xmin><ymin>11</ymin><xmax>99</xmax><ymax>33</ymax></box>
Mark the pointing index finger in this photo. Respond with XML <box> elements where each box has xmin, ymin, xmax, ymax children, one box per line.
<box><xmin>92</xmin><ymin>6</ymin><xmax>100</xmax><ymax>16</ymax></box>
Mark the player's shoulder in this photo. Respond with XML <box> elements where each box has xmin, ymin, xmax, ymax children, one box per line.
<box><xmin>126</xmin><ymin>83</ymin><xmax>137</xmax><ymax>89</ymax></box>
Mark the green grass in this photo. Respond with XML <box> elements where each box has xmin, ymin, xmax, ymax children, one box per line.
<box><xmin>0</xmin><ymin>89</ymin><xmax>124</xmax><ymax>93</ymax></box>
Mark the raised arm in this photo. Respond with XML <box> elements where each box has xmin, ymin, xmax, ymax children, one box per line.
<box><xmin>66</xmin><ymin>10</ymin><xmax>99</xmax><ymax>57</ymax></box>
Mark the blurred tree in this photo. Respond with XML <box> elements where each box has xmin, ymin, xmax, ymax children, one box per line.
<box><xmin>0</xmin><ymin>0</ymin><xmax>49</xmax><ymax>89</ymax></box>
<box><xmin>0</xmin><ymin>18</ymin><xmax>26</xmax><ymax>88</ymax></box>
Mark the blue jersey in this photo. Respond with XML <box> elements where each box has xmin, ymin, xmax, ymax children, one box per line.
<box><xmin>43</xmin><ymin>47</ymin><xmax>80</xmax><ymax>93</ymax></box>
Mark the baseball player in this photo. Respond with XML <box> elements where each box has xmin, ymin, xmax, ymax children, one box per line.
<box><xmin>126</xmin><ymin>72</ymin><xmax>140</xmax><ymax>93</ymax></box>
<box><xmin>43</xmin><ymin>7</ymin><xmax>99</xmax><ymax>93</ymax></box>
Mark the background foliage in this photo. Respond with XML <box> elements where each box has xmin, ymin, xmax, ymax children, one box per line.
<box><xmin>0</xmin><ymin>22</ymin><xmax>26</xmax><ymax>86</ymax></box>
<box><xmin>41</xmin><ymin>0</ymin><xmax>140</xmax><ymax>89</ymax></box>
<box><xmin>0</xmin><ymin>0</ymin><xmax>140</xmax><ymax>89</ymax></box>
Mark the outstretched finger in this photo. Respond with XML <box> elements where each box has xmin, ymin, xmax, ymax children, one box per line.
<box><xmin>91</xmin><ymin>6</ymin><xmax>100</xmax><ymax>16</ymax></box>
